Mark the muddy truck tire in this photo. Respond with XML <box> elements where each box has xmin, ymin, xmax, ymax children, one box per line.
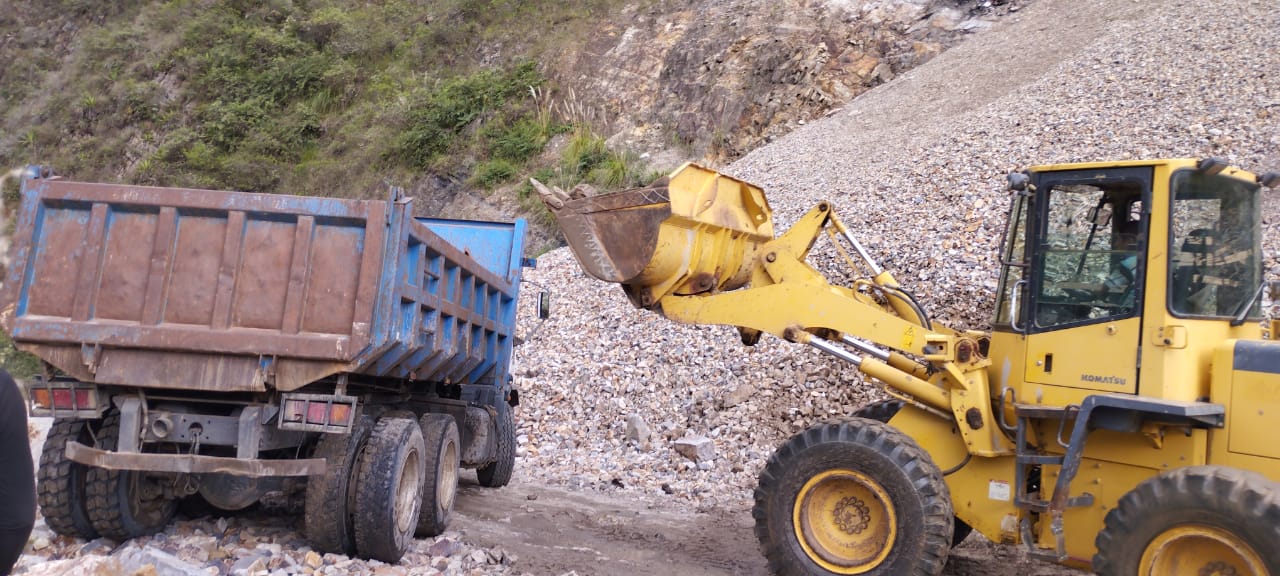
<box><xmin>355</xmin><ymin>415</ymin><xmax>427</xmax><ymax>563</ymax></box>
<box><xmin>84</xmin><ymin>413</ymin><xmax>178</xmax><ymax>540</ymax></box>
<box><xmin>37</xmin><ymin>419</ymin><xmax>100</xmax><ymax>540</ymax></box>
<box><xmin>416</xmin><ymin>413</ymin><xmax>460</xmax><ymax>537</ymax></box>
<box><xmin>305</xmin><ymin>415</ymin><xmax>375</xmax><ymax>556</ymax></box>
<box><xmin>476</xmin><ymin>400</ymin><xmax>515</xmax><ymax>488</ymax></box>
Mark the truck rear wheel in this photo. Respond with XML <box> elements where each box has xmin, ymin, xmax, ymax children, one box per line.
<box><xmin>1093</xmin><ymin>466</ymin><xmax>1280</xmax><ymax>576</ymax></box>
<box><xmin>753</xmin><ymin>418</ymin><xmax>953</xmax><ymax>576</ymax></box>
<box><xmin>37</xmin><ymin>419</ymin><xmax>99</xmax><ymax>540</ymax></box>
<box><xmin>852</xmin><ymin>399</ymin><xmax>972</xmax><ymax>547</ymax></box>
<box><xmin>84</xmin><ymin>413</ymin><xmax>177</xmax><ymax>540</ymax></box>
<box><xmin>354</xmin><ymin>415</ymin><xmax>427</xmax><ymax>563</ymax></box>
<box><xmin>305</xmin><ymin>415</ymin><xmax>374</xmax><ymax>556</ymax></box>
<box><xmin>476</xmin><ymin>401</ymin><xmax>515</xmax><ymax>488</ymax></box>
<box><xmin>416</xmin><ymin>414</ymin><xmax>460</xmax><ymax>537</ymax></box>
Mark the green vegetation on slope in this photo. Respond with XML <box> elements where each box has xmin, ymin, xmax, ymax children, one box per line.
<box><xmin>0</xmin><ymin>0</ymin><xmax>654</xmax><ymax>202</ymax></box>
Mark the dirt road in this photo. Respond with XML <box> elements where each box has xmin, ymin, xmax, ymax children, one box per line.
<box><xmin>453</xmin><ymin>476</ymin><xmax>765</xmax><ymax>575</ymax></box>
<box><xmin>451</xmin><ymin>474</ymin><xmax>1081</xmax><ymax>576</ymax></box>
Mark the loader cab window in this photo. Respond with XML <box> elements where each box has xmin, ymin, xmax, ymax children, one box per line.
<box><xmin>1031</xmin><ymin>175</ymin><xmax>1149</xmax><ymax>331</ymax></box>
<box><xmin>1168</xmin><ymin>171</ymin><xmax>1263</xmax><ymax>319</ymax></box>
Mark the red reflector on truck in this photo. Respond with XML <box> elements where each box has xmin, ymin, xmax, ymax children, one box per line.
<box><xmin>33</xmin><ymin>387</ymin><xmax>94</xmax><ymax>409</ymax></box>
<box><xmin>279</xmin><ymin>393</ymin><xmax>358</xmax><ymax>433</ymax></box>
<box><xmin>28</xmin><ymin>382</ymin><xmax>101</xmax><ymax>417</ymax></box>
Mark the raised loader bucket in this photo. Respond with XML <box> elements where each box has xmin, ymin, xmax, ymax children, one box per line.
<box><xmin>533</xmin><ymin>162</ymin><xmax>774</xmax><ymax>309</ymax></box>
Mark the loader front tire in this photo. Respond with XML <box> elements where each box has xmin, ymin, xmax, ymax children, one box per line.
<box><xmin>415</xmin><ymin>414</ymin><xmax>460</xmax><ymax>537</ymax></box>
<box><xmin>753</xmin><ymin>418</ymin><xmax>953</xmax><ymax>576</ymax></box>
<box><xmin>354</xmin><ymin>415</ymin><xmax>427</xmax><ymax>563</ymax></box>
<box><xmin>1092</xmin><ymin>466</ymin><xmax>1280</xmax><ymax>576</ymax></box>
<box><xmin>852</xmin><ymin>399</ymin><xmax>972</xmax><ymax>548</ymax></box>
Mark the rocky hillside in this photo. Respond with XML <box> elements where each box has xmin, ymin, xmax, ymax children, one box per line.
<box><xmin>0</xmin><ymin>1</ymin><xmax>1015</xmax><ymax>244</ymax></box>
<box><xmin>546</xmin><ymin>0</ymin><xmax>1023</xmax><ymax>161</ymax></box>
<box><xmin>511</xmin><ymin>0</ymin><xmax>1280</xmax><ymax>514</ymax></box>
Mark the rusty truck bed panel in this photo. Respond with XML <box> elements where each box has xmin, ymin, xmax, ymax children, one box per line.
<box><xmin>1</xmin><ymin>175</ymin><xmax>526</xmax><ymax>393</ymax></box>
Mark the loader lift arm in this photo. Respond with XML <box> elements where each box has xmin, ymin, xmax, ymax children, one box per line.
<box><xmin>656</xmin><ymin>201</ymin><xmax>1013</xmax><ymax>457</ymax></box>
<box><xmin>535</xmin><ymin>164</ymin><xmax>1012</xmax><ymax>457</ymax></box>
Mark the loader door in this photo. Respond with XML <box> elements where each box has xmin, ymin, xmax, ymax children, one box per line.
<box><xmin>1023</xmin><ymin>167</ymin><xmax>1152</xmax><ymax>393</ymax></box>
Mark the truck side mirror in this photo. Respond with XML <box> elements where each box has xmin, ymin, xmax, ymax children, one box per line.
<box><xmin>538</xmin><ymin>291</ymin><xmax>551</xmax><ymax>320</ymax></box>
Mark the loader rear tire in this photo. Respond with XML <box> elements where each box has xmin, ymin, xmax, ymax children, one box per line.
<box><xmin>84</xmin><ymin>413</ymin><xmax>177</xmax><ymax>540</ymax></box>
<box><xmin>476</xmin><ymin>400</ymin><xmax>515</xmax><ymax>488</ymax></box>
<box><xmin>354</xmin><ymin>415</ymin><xmax>427</xmax><ymax>563</ymax></box>
<box><xmin>753</xmin><ymin>418</ymin><xmax>953</xmax><ymax>576</ymax></box>
<box><xmin>37</xmin><ymin>419</ymin><xmax>100</xmax><ymax>540</ymax></box>
<box><xmin>1092</xmin><ymin>466</ymin><xmax>1280</xmax><ymax>576</ymax></box>
<box><xmin>852</xmin><ymin>399</ymin><xmax>972</xmax><ymax>547</ymax></box>
<box><xmin>305</xmin><ymin>415</ymin><xmax>374</xmax><ymax>556</ymax></box>
<box><xmin>415</xmin><ymin>414</ymin><xmax>460</xmax><ymax>537</ymax></box>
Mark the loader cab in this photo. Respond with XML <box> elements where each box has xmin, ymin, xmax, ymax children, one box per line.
<box><xmin>991</xmin><ymin>159</ymin><xmax>1266</xmax><ymax>405</ymax></box>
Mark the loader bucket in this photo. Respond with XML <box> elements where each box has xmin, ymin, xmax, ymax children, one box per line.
<box><xmin>534</xmin><ymin>162</ymin><xmax>774</xmax><ymax>309</ymax></box>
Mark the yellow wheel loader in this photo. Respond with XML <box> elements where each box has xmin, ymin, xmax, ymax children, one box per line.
<box><xmin>533</xmin><ymin>158</ymin><xmax>1280</xmax><ymax>576</ymax></box>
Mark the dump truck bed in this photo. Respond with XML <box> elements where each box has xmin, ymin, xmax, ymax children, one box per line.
<box><xmin>0</xmin><ymin>172</ymin><xmax>525</xmax><ymax>393</ymax></box>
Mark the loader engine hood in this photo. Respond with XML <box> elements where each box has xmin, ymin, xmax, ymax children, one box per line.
<box><xmin>533</xmin><ymin>163</ymin><xmax>775</xmax><ymax>308</ymax></box>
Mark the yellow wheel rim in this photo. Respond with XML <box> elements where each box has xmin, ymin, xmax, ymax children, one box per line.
<box><xmin>1139</xmin><ymin>524</ymin><xmax>1267</xmax><ymax>576</ymax></box>
<box><xmin>793</xmin><ymin>469</ymin><xmax>897</xmax><ymax>574</ymax></box>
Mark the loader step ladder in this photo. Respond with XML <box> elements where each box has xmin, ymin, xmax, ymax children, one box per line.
<box><xmin>1010</xmin><ymin>403</ymin><xmax>1096</xmax><ymax>512</ymax></box>
<box><xmin>1001</xmin><ymin>394</ymin><xmax>1226</xmax><ymax>562</ymax></box>
<box><xmin>1004</xmin><ymin>402</ymin><xmax>1096</xmax><ymax>562</ymax></box>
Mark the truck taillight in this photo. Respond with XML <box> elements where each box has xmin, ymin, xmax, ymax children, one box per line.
<box><xmin>32</xmin><ymin>388</ymin><xmax>95</xmax><ymax>410</ymax></box>
<box><xmin>279</xmin><ymin>393</ymin><xmax>357</xmax><ymax>432</ymax></box>
<box><xmin>28</xmin><ymin>382</ymin><xmax>101</xmax><ymax>417</ymax></box>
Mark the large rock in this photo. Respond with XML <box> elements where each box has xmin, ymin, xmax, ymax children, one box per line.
<box><xmin>720</xmin><ymin>383</ymin><xmax>754</xmax><ymax>409</ymax></box>
<box><xmin>672</xmin><ymin>436</ymin><xmax>716</xmax><ymax>462</ymax></box>
<box><xmin>113</xmin><ymin>546</ymin><xmax>206</xmax><ymax>576</ymax></box>
<box><xmin>625</xmin><ymin>413</ymin><xmax>652</xmax><ymax>446</ymax></box>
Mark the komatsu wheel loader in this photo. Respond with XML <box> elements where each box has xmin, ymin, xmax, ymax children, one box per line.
<box><xmin>533</xmin><ymin>158</ymin><xmax>1280</xmax><ymax>576</ymax></box>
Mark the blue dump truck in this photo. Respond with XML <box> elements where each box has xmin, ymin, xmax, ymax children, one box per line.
<box><xmin>0</xmin><ymin>167</ymin><xmax>535</xmax><ymax>562</ymax></box>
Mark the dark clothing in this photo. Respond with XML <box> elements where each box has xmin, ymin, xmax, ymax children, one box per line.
<box><xmin>0</xmin><ymin>371</ymin><xmax>34</xmax><ymax>575</ymax></box>
<box><xmin>0</xmin><ymin>527</ymin><xmax>27</xmax><ymax>576</ymax></box>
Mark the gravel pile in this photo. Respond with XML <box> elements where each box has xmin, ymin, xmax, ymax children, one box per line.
<box><xmin>512</xmin><ymin>0</ymin><xmax>1280</xmax><ymax>509</ymax></box>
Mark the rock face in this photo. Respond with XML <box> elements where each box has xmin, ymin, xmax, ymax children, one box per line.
<box><xmin>550</xmin><ymin>0</ymin><xmax>1024</xmax><ymax>163</ymax></box>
